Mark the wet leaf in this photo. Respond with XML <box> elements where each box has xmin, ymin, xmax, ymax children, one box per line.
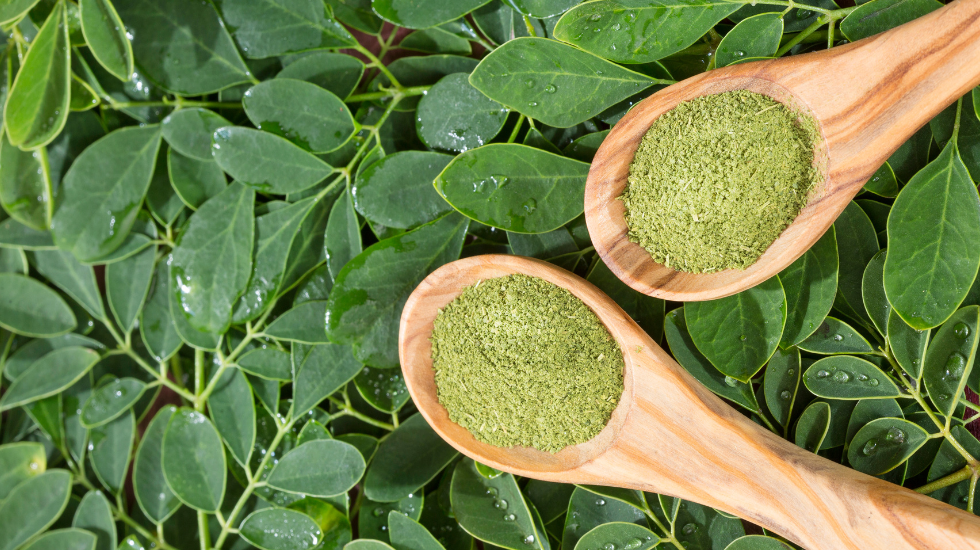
<box><xmin>162</xmin><ymin>409</ymin><xmax>226</xmax><ymax>512</ymax></box>
<box><xmin>72</xmin><ymin>490</ymin><xmax>116</xmax><ymax>550</ymax></box>
<box><xmin>353</xmin><ymin>151</ymin><xmax>453</xmax><ymax>230</ymax></box>
<box><xmin>133</xmin><ymin>406</ymin><xmax>181</xmax><ymax>523</ymax></box>
<box><xmin>923</xmin><ymin>306</ymin><xmax>979</xmax><ymax>417</ymax></box>
<box><xmin>89</xmin><ymin>411</ymin><xmax>135</xmax><ymax>492</ymax></box>
<box><xmin>208</xmin><ymin>367</ymin><xmax>255</xmax><ymax>467</ymax></box>
<box><xmin>0</xmin><ymin>470</ymin><xmax>72</xmax><ymax>550</ymax></box>
<box><xmin>237</xmin><ymin>348</ymin><xmax>293</xmax><ymax>380</ymax></box>
<box><xmin>139</xmin><ymin>262</ymin><xmax>182</xmax><ymax>362</ymax></box>
<box><xmin>105</xmin><ymin>246</ymin><xmax>156</xmax><ymax>332</ymax></box>
<box><xmin>168</xmin><ymin>150</ymin><xmax>227</xmax><ymax>210</ymax></box>
<box><xmin>267</xmin><ymin>439</ymin><xmax>365</xmax><ymax>497</ymax></box>
<box><xmin>365</xmin><ymin>414</ymin><xmax>459</xmax><ymax>502</ymax></box>
<box><xmin>416</xmin><ymin>73</ymin><xmax>508</xmax><ymax>153</ymax></box>
<box><xmin>715</xmin><ymin>13</ymin><xmax>782</xmax><ymax>67</ymax></box>
<box><xmin>278</xmin><ymin>52</ymin><xmax>364</xmax><ymax>99</ymax></box>
<box><xmin>0</xmin><ymin>273</ymin><xmax>76</xmax><ymax>337</ymax></box>
<box><xmin>0</xmin><ymin>133</ymin><xmax>52</xmax><ymax>231</ymax></box>
<box><xmin>451</xmin><ymin>460</ymin><xmax>546</xmax><ymax>550</ymax></box>
<box><xmin>212</xmin><ymin>127</ymin><xmax>334</xmax><ymax>195</ymax></box>
<box><xmin>794</xmin><ymin>401</ymin><xmax>830</xmax><ymax>453</ymax></box>
<box><xmin>244</xmin><ymin>79</ymin><xmax>357</xmax><ymax>153</ymax></box>
<box><xmin>0</xmin><ymin>442</ymin><xmax>46</xmax><ymax>499</ymax></box>
<box><xmin>862</xmin><ymin>249</ymin><xmax>890</xmax><ymax>336</ymax></box>
<box><xmin>80</xmin><ymin>377</ymin><xmax>146</xmax><ymax>428</ymax></box>
<box><xmin>803</xmin><ymin>356</ymin><xmax>902</xmax><ymax>400</ymax></box>
<box><xmin>239</xmin><ymin>508</ymin><xmax>324</xmax><ymax>550</ymax></box>
<box><xmin>834</xmin><ymin>201</ymin><xmax>879</xmax><ymax>329</ymax></box>
<box><xmin>847</xmin><ymin>417</ymin><xmax>928</xmax><ymax>475</ymax></box>
<box><xmin>0</xmin><ymin>347</ymin><xmax>99</xmax><ymax>411</ymax></box>
<box><xmin>764</xmin><ymin>347</ymin><xmax>801</xmax><ymax>427</ymax></box>
<box><xmin>161</xmin><ymin>108</ymin><xmax>232</xmax><ymax>161</ymax></box>
<box><xmin>796</xmin><ymin>317</ymin><xmax>875</xmax><ymax>355</ymax></box>
<box><xmin>79</xmin><ymin>0</ymin><xmax>133</xmax><ymax>81</ymax></box>
<box><xmin>372</xmin><ymin>0</ymin><xmax>490</xmax><ymax>29</ymax></box>
<box><xmin>840</xmin><ymin>0</ymin><xmax>942</xmax><ymax>41</ymax></box>
<box><xmin>572</xmin><ymin>522</ymin><xmax>658</xmax><ymax>550</ymax></box>
<box><xmin>214</xmin><ymin>0</ymin><xmax>356</xmax><ymax>58</ymax></box>
<box><xmin>291</xmin><ymin>342</ymin><xmax>363</xmax><ymax>417</ymax></box>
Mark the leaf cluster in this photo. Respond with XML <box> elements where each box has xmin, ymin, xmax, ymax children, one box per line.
<box><xmin>0</xmin><ymin>1</ymin><xmax>972</xmax><ymax>550</ymax></box>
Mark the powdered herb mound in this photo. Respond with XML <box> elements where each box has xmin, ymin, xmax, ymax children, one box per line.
<box><xmin>621</xmin><ymin>90</ymin><xmax>822</xmax><ymax>273</ymax></box>
<box><xmin>430</xmin><ymin>274</ymin><xmax>624</xmax><ymax>453</ymax></box>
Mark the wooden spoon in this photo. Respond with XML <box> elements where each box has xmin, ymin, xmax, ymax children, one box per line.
<box><xmin>400</xmin><ymin>254</ymin><xmax>980</xmax><ymax>550</ymax></box>
<box><xmin>585</xmin><ymin>0</ymin><xmax>980</xmax><ymax>301</ymax></box>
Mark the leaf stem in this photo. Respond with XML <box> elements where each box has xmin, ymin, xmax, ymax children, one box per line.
<box><xmin>953</xmin><ymin>97</ymin><xmax>964</xmax><ymax>144</ymax></box>
<box><xmin>327</xmin><ymin>396</ymin><xmax>395</xmax><ymax>430</ymax></box>
<box><xmin>640</xmin><ymin>497</ymin><xmax>684</xmax><ymax>550</ymax></box>
<box><xmin>913</xmin><ymin>465</ymin><xmax>973</xmax><ymax>494</ymax></box>
<box><xmin>522</xmin><ymin>15</ymin><xmax>538</xmax><ymax>37</ymax></box>
<box><xmin>105</xmin><ymin>99</ymin><xmax>244</xmax><ymax>110</ymax></box>
<box><xmin>775</xmin><ymin>16</ymin><xmax>827</xmax><ymax>57</ymax></box>
<box><xmin>356</xmin><ymin>45</ymin><xmax>403</xmax><ymax>90</ymax></box>
<box><xmin>507</xmin><ymin>114</ymin><xmax>526</xmax><ymax>143</ymax></box>
<box><xmin>960</xmin><ymin>396</ymin><xmax>980</xmax><ymax>415</ymax></box>
<box><xmin>198</xmin><ymin>510</ymin><xmax>211</xmax><ymax>550</ymax></box>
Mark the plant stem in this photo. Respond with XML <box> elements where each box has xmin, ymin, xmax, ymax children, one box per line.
<box><xmin>199</xmin><ymin>511</ymin><xmax>211</xmax><ymax>550</ymax></box>
<box><xmin>346</xmin><ymin>85</ymin><xmax>430</xmax><ymax>103</ymax></box>
<box><xmin>952</xmin><ymin>97</ymin><xmax>964</xmax><ymax>144</ymax></box>
<box><xmin>507</xmin><ymin>114</ymin><xmax>526</xmax><ymax>143</ymax></box>
<box><xmin>106</xmin><ymin>100</ymin><xmax>244</xmax><ymax>110</ymax></box>
<box><xmin>775</xmin><ymin>16</ymin><xmax>826</xmax><ymax>57</ymax></box>
<box><xmin>356</xmin><ymin>45</ymin><xmax>403</xmax><ymax>90</ymax></box>
<box><xmin>640</xmin><ymin>497</ymin><xmax>685</xmax><ymax>550</ymax></box>
<box><xmin>327</xmin><ymin>396</ymin><xmax>395</xmax><ymax>430</ymax></box>
<box><xmin>914</xmin><ymin>465</ymin><xmax>972</xmax><ymax>494</ymax></box>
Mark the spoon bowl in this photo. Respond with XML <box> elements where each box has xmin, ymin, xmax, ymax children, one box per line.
<box><xmin>586</xmin><ymin>0</ymin><xmax>980</xmax><ymax>300</ymax></box>
<box><xmin>400</xmin><ymin>254</ymin><xmax>980</xmax><ymax>549</ymax></box>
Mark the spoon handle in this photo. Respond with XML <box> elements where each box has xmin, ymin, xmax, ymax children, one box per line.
<box><xmin>573</xmin><ymin>326</ymin><xmax>980</xmax><ymax>549</ymax></box>
<box><xmin>784</xmin><ymin>0</ymin><xmax>980</xmax><ymax>194</ymax></box>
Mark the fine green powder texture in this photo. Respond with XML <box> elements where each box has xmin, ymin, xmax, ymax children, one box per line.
<box><xmin>430</xmin><ymin>274</ymin><xmax>624</xmax><ymax>453</ymax></box>
<box><xmin>621</xmin><ymin>90</ymin><xmax>821</xmax><ymax>273</ymax></box>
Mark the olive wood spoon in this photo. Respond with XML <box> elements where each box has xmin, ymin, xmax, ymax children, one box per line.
<box><xmin>400</xmin><ymin>254</ymin><xmax>980</xmax><ymax>550</ymax></box>
<box><xmin>586</xmin><ymin>0</ymin><xmax>980</xmax><ymax>301</ymax></box>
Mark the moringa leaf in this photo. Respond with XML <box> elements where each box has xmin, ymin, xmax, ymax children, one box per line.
<box><xmin>353</xmin><ymin>151</ymin><xmax>454</xmax><ymax>230</ymax></box>
<box><xmin>212</xmin><ymin>127</ymin><xmax>334</xmax><ymax>195</ymax></box>
<box><xmin>840</xmin><ymin>0</ymin><xmax>942</xmax><ymax>42</ymax></box>
<box><xmin>0</xmin><ymin>273</ymin><xmax>76</xmax><ymax>337</ymax></box>
<box><xmin>0</xmin><ymin>347</ymin><xmax>99</xmax><ymax>411</ymax></box>
<box><xmin>243</xmin><ymin>78</ymin><xmax>357</xmax><ymax>153</ymax></box>
<box><xmin>371</xmin><ymin>0</ymin><xmax>491</xmax><ymax>29</ymax></box>
<box><xmin>213</xmin><ymin>0</ymin><xmax>356</xmax><ymax>58</ymax></box>
<box><xmin>162</xmin><ymin>408</ymin><xmax>226</xmax><ymax>512</ymax></box>
<box><xmin>79</xmin><ymin>0</ymin><xmax>133</xmax><ymax>81</ymax></box>
<box><xmin>715</xmin><ymin>13</ymin><xmax>782</xmax><ymax>67</ymax></box>
<box><xmin>924</xmin><ymin>306</ymin><xmax>980</xmax><ymax>417</ymax></box>
<box><xmin>778</xmin><ymin>227</ymin><xmax>838</xmax><ymax>347</ymax></box>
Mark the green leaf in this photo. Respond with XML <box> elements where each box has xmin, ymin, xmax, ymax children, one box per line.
<box><xmin>4</xmin><ymin>1</ymin><xmax>70</xmax><ymax>149</ymax></box>
<box><xmin>846</xmin><ymin>398</ymin><xmax>903</xmax><ymax>450</ymax></box>
<box><xmin>325</xmin><ymin>190</ymin><xmax>361</xmax><ymax>282</ymax></box>
<box><xmin>288</xmin><ymin>496</ymin><xmax>352</xmax><ymax>549</ymax></box>
<box><xmin>664</xmin><ymin>308</ymin><xmax>757</xmax><ymax>412</ymax></box>
<box><xmin>884</xmin><ymin>142</ymin><xmax>980</xmax><ymax>330</ymax></box>
<box><xmin>353</xmin><ymin>151</ymin><xmax>454</xmax><ymax>230</ymax></box>
<box><xmin>145</xmin><ymin>147</ymin><xmax>185</xmax><ymax>227</ymax></box>
<box><xmin>365</xmin><ymin>414</ymin><xmax>458</xmax><ymax>502</ymax></box>
<box><xmin>0</xmin><ymin>442</ymin><xmax>46</xmax><ymax>499</ymax></box>
<box><xmin>265</xmin><ymin>301</ymin><xmax>330</xmax><ymax>343</ymax></box>
<box><xmin>451</xmin><ymin>459</ymin><xmax>546</xmax><ymax>550</ymax></box>
<box><xmin>715</xmin><ymin>13</ymin><xmax>782</xmax><ymax>67</ymax></box>
<box><xmin>278</xmin><ymin>52</ymin><xmax>364</xmax><ymax>99</ymax></box>
<box><xmin>401</xmin><ymin>27</ymin><xmax>472</xmax><ymax>55</ymax></box>
<box><xmin>802</xmin><ymin>356</ymin><xmax>903</xmax><ymax>400</ymax></box>
<box><xmin>862</xmin><ymin>162</ymin><xmax>900</xmax><ymax>198</ymax></box>
<box><xmin>0</xmin><ymin>0</ymin><xmax>41</xmax><ymax>24</ymax></box>
<box><xmin>243</xmin><ymin>79</ymin><xmax>357</xmax><ymax>153</ymax></box>
<box><xmin>105</xmin><ymin>246</ymin><xmax>156</xmax><ymax>332</ymax></box>
<box><xmin>240</xmin><ymin>508</ymin><xmax>324</xmax><ymax>550</ymax></box>
<box><xmin>267</xmin><ymin>439</ymin><xmax>365</xmax><ymax>497</ymax></box>
<box><xmin>435</xmin><ymin>144</ymin><xmax>588</xmax><ymax>234</ymax></box>
<box><xmin>113</xmin><ymin>0</ymin><xmax>252</xmax><ymax>94</ymax></box>
<box><xmin>214</xmin><ymin>0</ymin><xmax>356</xmax><ymax>59</ymax></box>
<box><xmin>834</xmin><ymin>201</ymin><xmax>879</xmax><ymax>328</ymax></box>
<box><xmin>79</xmin><ymin>0</ymin><xmax>133</xmax><ymax>81</ymax></box>
<box><xmin>80</xmin><ymin>377</ymin><xmax>146</xmax><ymax>428</ymax></box>
<box><xmin>162</xmin><ymin>409</ymin><xmax>226</xmax><ymax>512</ymax></box>
<box><xmin>372</xmin><ymin>0</ymin><xmax>490</xmax><ymax>28</ymax></box>
<box><xmin>0</xmin><ymin>273</ymin><xmax>76</xmax><ymax>337</ymax></box>
<box><xmin>291</xmin><ymin>342</ymin><xmax>363</xmax><ymax>417</ymax></box>
<box><xmin>0</xmin><ymin>246</ymin><xmax>27</xmax><ymax>274</ymax></box>
<box><xmin>5</xmin><ymin>335</ymin><xmax>103</xmax><ymax>381</ymax></box>
<box><xmin>0</xmin><ymin>347</ymin><xmax>99</xmax><ymax>411</ymax></box>
<box><xmin>0</xmin><ymin>217</ymin><xmax>56</xmax><ymax>249</ymax></box>
<box><xmin>89</xmin><ymin>411</ymin><xmax>135</xmax><ymax>493</ymax></box>
<box><xmin>32</xmin><ymin>249</ymin><xmax>105</xmax><ymax>321</ymax></box>
<box><xmin>326</xmin><ymin>213</ymin><xmax>469</xmax><ymax>368</ymax></box>
<box><xmin>794</xmin><ymin>400</ymin><xmax>830</xmax><ymax>453</ymax></box>
<box><xmin>20</xmin><ymin>529</ymin><xmax>97</xmax><ymax>550</ymax></box>
<box><xmin>50</xmin><ymin>125</ymin><xmax>163</xmax><ymax>262</ymax></box>
<box><xmin>25</xmin><ymin>394</ymin><xmax>64</xmax><ymax>448</ymax></box>
<box><xmin>171</xmin><ymin>182</ymin><xmax>255</xmax><ymax>335</ymax></box>
<box><xmin>764</xmin><ymin>347</ymin><xmax>801</xmax><ymax>427</ymax></box>
<box><xmin>778</xmin><ymin>227</ymin><xmax>838</xmax><ymax>347</ymax></box>
<box><xmin>0</xmin><ymin>470</ymin><xmax>71</xmax><ymax>550</ymax></box>
<box><xmin>553</xmin><ymin>0</ymin><xmax>740</xmax><ymax>64</ymax></box>
<box><xmin>416</xmin><ymin>73</ymin><xmax>508</xmax><ymax>153</ymax></box>
<box><xmin>840</xmin><ymin>0</ymin><xmax>942</xmax><ymax>42</ymax></box>
<box><xmin>354</xmin><ymin>366</ymin><xmax>410</xmax><ymax>412</ymax></box>
<box><xmin>139</xmin><ymin>262</ymin><xmax>182</xmax><ymax>362</ymax></box>
<box><xmin>389</xmin><ymin>512</ymin><xmax>446</xmax><ymax>550</ymax></box>
<box><xmin>161</xmin><ymin>108</ymin><xmax>232</xmax><ymax>161</ymax></box>
<box><xmin>208</xmin><ymin>367</ymin><xmax>255</xmax><ymax>467</ymax></box>
<box><xmin>168</xmin><ymin>150</ymin><xmax>227</xmax><ymax>211</ymax></box>
<box><xmin>924</xmin><ymin>306</ymin><xmax>980</xmax><ymax>416</ymax></box>
<box><xmin>359</xmin><ymin>494</ymin><xmax>424</xmax><ymax>543</ymax></box>
<box><xmin>134</xmin><ymin>406</ymin><xmax>181</xmax><ymax>523</ymax></box>
<box><xmin>212</xmin><ymin>127</ymin><xmax>334</xmax><ymax>195</ymax></box>
<box><xmin>847</xmin><ymin>417</ymin><xmax>928</xmax><ymax>475</ymax></box>
<box><xmin>237</xmin><ymin>348</ymin><xmax>292</xmax><ymax>380</ymax></box>
<box><xmin>234</xmin><ymin>198</ymin><xmax>320</xmax><ymax>324</ymax></box>
<box><xmin>588</xmin><ymin>261</ymin><xmax>664</xmax><ymax>342</ymax></box>
<box><xmin>562</xmin><ymin>487</ymin><xmax>646</xmax><ymax>550</ymax></box>
<box><xmin>724</xmin><ymin>536</ymin><xmax>793</xmax><ymax>550</ymax></box>
<box><xmin>348</xmin><ymin>542</ymin><xmax>396</xmax><ymax>550</ymax></box>
<box><xmin>372</xmin><ymin>55</ymin><xmax>479</xmax><ymax>112</ymax></box>
<box><xmin>469</xmin><ymin>38</ymin><xmax>653</xmax><ymax>127</ymax></box>
<box><xmin>887</xmin><ymin>310</ymin><xmax>929</xmax><ymax>380</ymax></box>
<box><xmin>796</xmin><ymin>317</ymin><xmax>875</xmax><ymax>355</ymax></box>
<box><xmin>685</xmin><ymin>277</ymin><xmax>786</xmax><ymax>382</ymax></box>
<box><xmin>0</xmin><ymin>133</ymin><xmax>53</xmax><ymax>231</ymax></box>
<box><xmin>72</xmin><ymin>490</ymin><xmax>116</xmax><ymax>550</ymax></box>
<box><xmin>573</xmin><ymin>523</ymin><xmax>658</xmax><ymax>550</ymax></box>
<box><xmin>861</xmin><ymin>249</ymin><xmax>890</xmax><ymax>335</ymax></box>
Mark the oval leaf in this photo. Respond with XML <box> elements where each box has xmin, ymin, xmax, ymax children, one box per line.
<box><xmin>134</xmin><ymin>406</ymin><xmax>181</xmax><ymax>523</ymax></box>
<box><xmin>715</xmin><ymin>13</ymin><xmax>782</xmax><ymax>67</ymax></box>
<box><xmin>573</xmin><ymin>522</ymin><xmax>658</xmax><ymax>550</ymax></box>
<box><xmin>79</xmin><ymin>0</ymin><xmax>133</xmax><ymax>81</ymax></box>
<box><xmin>847</xmin><ymin>417</ymin><xmax>928</xmax><ymax>476</ymax></box>
<box><xmin>162</xmin><ymin>408</ymin><xmax>226</xmax><ymax>512</ymax></box>
<box><xmin>208</xmin><ymin>367</ymin><xmax>255</xmax><ymax>467</ymax></box>
<box><xmin>794</xmin><ymin>401</ymin><xmax>830</xmax><ymax>453</ymax></box>
<box><xmin>803</xmin><ymin>356</ymin><xmax>903</xmax><ymax>400</ymax></box>
<box><xmin>243</xmin><ymin>79</ymin><xmax>356</xmax><ymax>153</ymax></box>
<box><xmin>267</xmin><ymin>439</ymin><xmax>366</xmax><ymax>497</ymax></box>
<box><xmin>240</xmin><ymin>508</ymin><xmax>324</xmax><ymax>550</ymax></box>
<box><xmin>80</xmin><ymin>377</ymin><xmax>146</xmax><ymax>428</ymax></box>
<box><xmin>887</xmin><ymin>309</ymin><xmax>929</xmax><ymax>380</ymax></box>
<box><xmin>212</xmin><ymin>127</ymin><xmax>334</xmax><ymax>195</ymax></box>
<box><xmin>0</xmin><ymin>273</ymin><xmax>76</xmax><ymax>337</ymax></box>
<box><xmin>796</xmin><ymin>317</ymin><xmax>874</xmax><ymax>355</ymax></box>
<box><xmin>0</xmin><ymin>347</ymin><xmax>99</xmax><ymax>411</ymax></box>
<box><xmin>354</xmin><ymin>151</ymin><xmax>454</xmax><ymax>230</ymax></box>
<box><xmin>364</xmin><ymin>413</ymin><xmax>459</xmax><ymax>502</ymax></box>
<box><xmin>416</xmin><ymin>73</ymin><xmax>509</xmax><ymax>153</ymax></box>
<box><xmin>0</xmin><ymin>470</ymin><xmax>71</xmax><ymax>550</ymax></box>
<box><xmin>923</xmin><ymin>306</ymin><xmax>980</xmax><ymax>417</ymax></box>
<box><xmin>214</xmin><ymin>0</ymin><xmax>356</xmax><ymax>58</ymax></box>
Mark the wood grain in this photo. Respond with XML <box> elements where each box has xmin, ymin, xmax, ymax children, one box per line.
<box><xmin>399</xmin><ymin>255</ymin><xmax>980</xmax><ymax>550</ymax></box>
<box><xmin>585</xmin><ymin>0</ymin><xmax>980</xmax><ymax>301</ymax></box>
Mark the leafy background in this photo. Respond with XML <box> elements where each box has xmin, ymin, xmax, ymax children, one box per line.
<box><xmin>0</xmin><ymin>0</ymin><xmax>978</xmax><ymax>550</ymax></box>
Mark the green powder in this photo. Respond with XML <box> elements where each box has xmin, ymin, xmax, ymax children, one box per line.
<box><xmin>621</xmin><ymin>90</ymin><xmax>822</xmax><ymax>273</ymax></box>
<box><xmin>430</xmin><ymin>274</ymin><xmax>624</xmax><ymax>453</ymax></box>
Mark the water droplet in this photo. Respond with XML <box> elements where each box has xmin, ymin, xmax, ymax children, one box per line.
<box><xmin>495</xmin><ymin>499</ymin><xmax>508</xmax><ymax>510</ymax></box>
<box><xmin>885</xmin><ymin>427</ymin><xmax>906</xmax><ymax>444</ymax></box>
<box><xmin>523</xmin><ymin>199</ymin><xmax>537</xmax><ymax>213</ymax></box>
<box><xmin>603</xmin><ymin>544</ymin><xmax>616</xmax><ymax>550</ymax></box>
<box><xmin>796</xmin><ymin>8</ymin><xmax>813</xmax><ymax>18</ymax></box>
<box><xmin>611</xmin><ymin>22</ymin><xmax>621</xmax><ymax>30</ymax></box>
<box><xmin>373</xmin><ymin>507</ymin><xmax>385</xmax><ymax>517</ymax></box>
<box><xmin>787</xmin><ymin>369</ymin><xmax>794</xmax><ymax>375</ymax></box>
<box><xmin>523</xmin><ymin>535</ymin><xmax>535</xmax><ymax>545</ymax></box>
<box><xmin>504</xmin><ymin>513</ymin><xmax>516</xmax><ymax>521</ymax></box>
<box><xmin>724</xmin><ymin>376</ymin><xmax>739</xmax><ymax>387</ymax></box>
<box><xmin>862</xmin><ymin>438</ymin><xmax>878</xmax><ymax>456</ymax></box>
<box><xmin>595</xmin><ymin>499</ymin><xmax>606</xmax><ymax>506</ymax></box>
<box><xmin>832</xmin><ymin>370</ymin><xmax>850</xmax><ymax>383</ymax></box>
<box><xmin>955</xmin><ymin>322</ymin><xmax>971</xmax><ymax>339</ymax></box>
<box><xmin>868</xmin><ymin>379</ymin><xmax>879</xmax><ymax>387</ymax></box>
<box><xmin>625</xmin><ymin>539</ymin><xmax>643</xmax><ymax>550</ymax></box>
<box><xmin>682</xmin><ymin>523</ymin><xmax>697</xmax><ymax>535</ymax></box>
<box><xmin>487</xmin><ymin>487</ymin><xmax>498</xmax><ymax>497</ymax></box>
<box><xmin>525</xmin><ymin>79</ymin><xmax>535</xmax><ymax>88</ymax></box>
<box><xmin>544</xmin><ymin>84</ymin><xmax>556</xmax><ymax>93</ymax></box>
<box><xmin>780</xmin><ymin>390</ymin><xmax>792</xmax><ymax>400</ymax></box>
<box><xmin>589</xmin><ymin>12</ymin><xmax>602</xmax><ymax>21</ymax></box>
<box><xmin>833</xmin><ymin>334</ymin><xmax>843</xmax><ymax>342</ymax></box>
<box><xmin>816</xmin><ymin>370</ymin><xmax>830</xmax><ymax>378</ymax></box>
<box><xmin>739</xmin><ymin>334</ymin><xmax>747</xmax><ymax>341</ymax></box>
<box><xmin>734</xmin><ymin>50</ymin><xmax>746</xmax><ymax>57</ymax></box>
<box><xmin>856</xmin><ymin>374</ymin><xmax>868</xmax><ymax>382</ymax></box>
<box><xmin>528</xmin><ymin>101</ymin><xmax>539</xmax><ymax>107</ymax></box>
<box><xmin>944</xmin><ymin>353</ymin><xmax>967</xmax><ymax>379</ymax></box>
